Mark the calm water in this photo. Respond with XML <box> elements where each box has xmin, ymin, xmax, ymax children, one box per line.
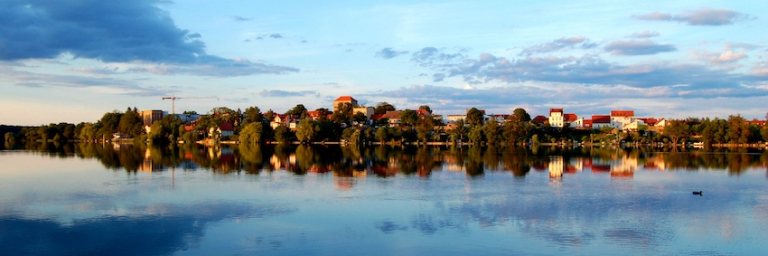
<box><xmin>1</xmin><ymin>143</ymin><xmax>767</xmax><ymax>255</ymax></box>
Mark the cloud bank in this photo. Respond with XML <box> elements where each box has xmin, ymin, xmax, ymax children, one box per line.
<box><xmin>633</xmin><ymin>8</ymin><xmax>753</xmax><ymax>26</ymax></box>
<box><xmin>0</xmin><ymin>0</ymin><xmax>297</xmax><ymax>76</ymax></box>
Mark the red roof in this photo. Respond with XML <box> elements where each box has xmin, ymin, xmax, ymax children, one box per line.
<box><xmin>592</xmin><ymin>115</ymin><xmax>610</xmax><ymax>124</ymax></box>
<box><xmin>370</xmin><ymin>113</ymin><xmax>386</xmax><ymax>120</ymax></box>
<box><xmin>549</xmin><ymin>108</ymin><xmax>563</xmax><ymax>115</ymax></box>
<box><xmin>415</xmin><ymin>109</ymin><xmax>430</xmax><ymax>115</ymax></box>
<box><xmin>638</xmin><ymin>118</ymin><xmax>658</xmax><ymax>126</ymax></box>
<box><xmin>220</xmin><ymin>123</ymin><xmax>234</xmax><ymax>131</ymax></box>
<box><xmin>563</xmin><ymin>113</ymin><xmax>578</xmax><ymax>122</ymax></box>
<box><xmin>748</xmin><ymin>120</ymin><xmax>766</xmax><ymax>126</ymax></box>
<box><xmin>532</xmin><ymin>115</ymin><xmax>548</xmax><ymax>124</ymax></box>
<box><xmin>610</xmin><ymin>110</ymin><xmax>634</xmax><ymax>117</ymax></box>
<box><xmin>584</xmin><ymin>119</ymin><xmax>593</xmax><ymax>125</ymax></box>
<box><xmin>334</xmin><ymin>96</ymin><xmax>356</xmax><ymax>102</ymax></box>
<box><xmin>307</xmin><ymin>110</ymin><xmax>320</xmax><ymax>118</ymax></box>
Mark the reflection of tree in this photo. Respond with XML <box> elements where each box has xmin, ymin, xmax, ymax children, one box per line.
<box><xmin>13</xmin><ymin>142</ymin><xmax>768</xmax><ymax>179</ymax></box>
<box><xmin>238</xmin><ymin>144</ymin><xmax>264</xmax><ymax>174</ymax></box>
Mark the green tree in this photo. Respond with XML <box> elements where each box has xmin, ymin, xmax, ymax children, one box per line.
<box><xmin>352</xmin><ymin>112</ymin><xmax>368</xmax><ymax>125</ymax></box>
<box><xmin>726</xmin><ymin>115</ymin><xmax>751</xmax><ymax>144</ymax></box>
<box><xmin>761</xmin><ymin>124</ymin><xmax>768</xmax><ymax>142</ymax></box>
<box><xmin>449</xmin><ymin>119</ymin><xmax>469</xmax><ymax>142</ymax></box>
<box><xmin>484</xmin><ymin>120</ymin><xmax>500</xmax><ymax>145</ymax></box>
<box><xmin>663</xmin><ymin>120</ymin><xmax>690</xmax><ymax>145</ymax></box>
<box><xmin>468</xmin><ymin>125</ymin><xmax>485</xmax><ymax>145</ymax></box>
<box><xmin>118</xmin><ymin>109</ymin><xmax>143</xmax><ymax>136</ymax></box>
<box><xmin>79</xmin><ymin>123</ymin><xmax>96</xmax><ymax>141</ymax></box>
<box><xmin>375</xmin><ymin>127</ymin><xmax>389</xmax><ymax>142</ymax></box>
<box><xmin>374</xmin><ymin>102</ymin><xmax>396</xmax><ymax>114</ymax></box>
<box><xmin>274</xmin><ymin>125</ymin><xmax>291</xmax><ymax>143</ymax></box>
<box><xmin>512</xmin><ymin>108</ymin><xmax>532</xmax><ymax>122</ymax></box>
<box><xmin>296</xmin><ymin>119</ymin><xmax>319</xmax><ymax>143</ymax></box>
<box><xmin>399</xmin><ymin>109</ymin><xmax>418</xmax><ymax>126</ymax></box>
<box><xmin>285</xmin><ymin>104</ymin><xmax>309</xmax><ymax>118</ymax></box>
<box><xmin>239</xmin><ymin>122</ymin><xmax>264</xmax><ymax>144</ymax></box>
<box><xmin>243</xmin><ymin>106</ymin><xmax>264</xmax><ymax>124</ymax></box>
<box><xmin>418</xmin><ymin>105</ymin><xmax>432</xmax><ymax>114</ymax></box>
<box><xmin>332</xmin><ymin>103</ymin><xmax>353</xmax><ymax>124</ymax></box>
<box><xmin>466</xmin><ymin>107</ymin><xmax>484</xmax><ymax>126</ymax></box>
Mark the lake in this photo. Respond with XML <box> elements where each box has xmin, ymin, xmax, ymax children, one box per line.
<box><xmin>1</xmin><ymin>143</ymin><xmax>767</xmax><ymax>255</ymax></box>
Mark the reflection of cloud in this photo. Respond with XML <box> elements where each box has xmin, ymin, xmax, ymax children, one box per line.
<box><xmin>0</xmin><ymin>202</ymin><xmax>295</xmax><ymax>256</ymax></box>
<box><xmin>374</xmin><ymin>220</ymin><xmax>408</xmax><ymax>234</ymax></box>
<box><xmin>410</xmin><ymin>214</ymin><xmax>462</xmax><ymax>235</ymax></box>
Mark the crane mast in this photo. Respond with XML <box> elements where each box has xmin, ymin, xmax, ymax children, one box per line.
<box><xmin>161</xmin><ymin>95</ymin><xmax>218</xmax><ymax>115</ymax></box>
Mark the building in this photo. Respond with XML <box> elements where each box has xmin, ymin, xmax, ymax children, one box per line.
<box><xmin>353</xmin><ymin>106</ymin><xmax>375</xmax><ymax>120</ymax></box>
<box><xmin>384</xmin><ymin>110</ymin><xmax>402</xmax><ymax>126</ymax></box>
<box><xmin>548</xmin><ymin>108</ymin><xmax>564</xmax><ymax>127</ymax></box>
<box><xmin>592</xmin><ymin>115</ymin><xmax>611</xmax><ymax>129</ymax></box>
<box><xmin>333</xmin><ymin>96</ymin><xmax>358</xmax><ymax>112</ymax></box>
<box><xmin>139</xmin><ymin>110</ymin><xmax>164</xmax><ymax>126</ymax></box>
<box><xmin>446</xmin><ymin>114</ymin><xmax>466</xmax><ymax>124</ymax></box>
<box><xmin>610</xmin><ymin>110</ymin><xmax>635</xmax><ymax>130</ymax></box>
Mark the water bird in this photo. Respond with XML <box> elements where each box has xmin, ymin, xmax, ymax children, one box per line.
<box><xmin>692</xmin><ymin>191</ymin><xmax>703</xmax><ymax>196</ymax></box>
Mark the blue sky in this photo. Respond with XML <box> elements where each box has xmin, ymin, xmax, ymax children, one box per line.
<box><xmin>2</xmin><ymin>0</ymin><xmax>767</xmax><ymax>125</ymax></box>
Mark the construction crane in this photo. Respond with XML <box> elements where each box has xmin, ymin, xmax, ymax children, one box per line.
<box><xmin>161</xmin><ymin>95</ymin><xmax>219</xmax><ymax>115</ymax></box>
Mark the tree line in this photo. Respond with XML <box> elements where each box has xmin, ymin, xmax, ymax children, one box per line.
<box><xmin>4</xmin><ymin>102</ymin><xmax>768</xmax><ymax>147</ymax></box>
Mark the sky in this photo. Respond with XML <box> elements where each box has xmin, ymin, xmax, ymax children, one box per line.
<box><xmin>1</xmin><ymin>0</ymin><xmax>767</xmax><ymax>125</ymax></box>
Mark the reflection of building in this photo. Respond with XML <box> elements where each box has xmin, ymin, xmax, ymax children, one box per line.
<box><xmin>549</xmin><ymin>156</ymin><xmax>563</xmax><ymax>178</ymax></box>
<box><xmin>139</xmin><ymin>148</ymin><xmax>163</xmax><ymax>172</ymax></box>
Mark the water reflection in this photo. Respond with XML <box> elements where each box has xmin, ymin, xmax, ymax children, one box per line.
<box><xmin>2</xmin><ymin>143</ymin><xmax>767</xmax><ymax>255</ymax></box>
<box><xmin>0</xmin><ymin>202</ymin><xmax>294</xmax><ymax>256</ymax></box>
<box><xmin>12</xmin><ymin>143</ymin><xmax>768</xmax><ymax>180</ymax></box>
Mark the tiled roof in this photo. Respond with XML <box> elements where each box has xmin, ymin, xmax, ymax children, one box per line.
<box><xmin>592</xmin><ymin>115</ymin><xmax>610</xmax><ymax>123</ymax></box>
<box><xmin>610</xmin><ymin>110</ymin><xmax>634</xmax><ymax>117</ymax></box>
<box><xmin>549</xmin><ymin>108</ymin><xmax>563</xmax><ymax>115</ymax></box>
<box><xmin>532</xmin><ymin>115</ymin><xmax>548</xmax><ymax>124</ymax></box>
<box><xmin>370</xmin><ymin>113</ymin><xmax>386</xmax><ymax>120</ymax></box>
<box><xmin>563</xmin><ymin>113</ymin><xmax>578</xmax><ymax>122</ymax></box>
<box><xmin>220</xmin><ymin>123</ymin><xmax>234</xmax><ymax>131</ymax></box>
<box><xmin>334</xmin><ymin>96</ymin><xmax>356</xmax><ymax>102</ymax></box>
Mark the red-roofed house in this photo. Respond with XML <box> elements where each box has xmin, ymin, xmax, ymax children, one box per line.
<box><xmin>610</xmin><ymin>110</ymin><xmax>635</xmax><ymax>129</ymax></box>
<box><xmin>592</xmin><ymin>115</ymin><xmax>611</xmax><ymax>129</ymax></box>
<box><xmin>333</xmin><ymin>96</ymin><xmax>358</xmax><ymax>112</ymax></box>
<box><xmin>209</xmin><ymin>122</ymin><xmax>234</xmax><ymax>138</ymax></box>
<box><xmin>548</xmin><ymin>108</ymin><xmax>564</xmax><ymax>127</ymax></box>
<box><xmin>748</xmin><ymin>119</ymin><xmax>767</xmax><ymax>126</ymax></box>
<box><xmin>532</xmin><ymin>115</ymin><xmax>548</xmax><ymax>125</ymax></box>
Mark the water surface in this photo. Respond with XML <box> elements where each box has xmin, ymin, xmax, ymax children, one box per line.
<box><xmin>1</xmin><ymin>144</ymin><xmax>767</xmax><ymax>255</ymax></box>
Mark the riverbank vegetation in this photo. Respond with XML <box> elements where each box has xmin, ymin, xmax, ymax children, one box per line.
<box><xmin>3</xmin><ymin>104</ymin><xmax>768</xmax><ymax>148</ymax></box>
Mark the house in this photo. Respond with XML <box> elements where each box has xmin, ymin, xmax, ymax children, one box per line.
<box><xmin>656</xmin><ymin>118</ymin><xmax>667</xmax><ymax>128</ymax></box>
<box><xmin>532</xmin><ymin>115</ymin><xmax>548</xmax><ymax>125</ymax></box>
<box><xmin>209</xmin><ymin>122</ymin><xmax>234</xmax><ymax>138</ymax></box>
<box><xmin>333</xmin><ymin>96</ymin><xmax>358</xmax><ymax>112</ymax></box>
<box><xmin>548</xmin><ymin>108</ymin><xmax>564</xmax><ymax>127</ymax></box>
<box><xmin>446</xmin><ymin>114</ymin><xmax>466</xmax><ymax>124</ymax></box>
<box><xmin>592</xmin><ymin>115</ymin><xmax>611</xmax><ymax>129</ymax></box>
<box><xmin>384</xmin><ymin>110</ymin><xmax>402</xmax><ymax>126</ymax></box>
<box><xmin>583</xmin><ymin>119</ymin><xmax>593</xmax><ymax>129</ymax></box>
<box><xmin>610</xmin><ymin>110</ymin><xmax>635</xmax><ymax>130</ymax></box>
<box><xmin>490</xmin><ymin>114</ymin><xmax>510</xmax><ymax>124</ymax></box>
<box><xmin>623</xmin><ymin>119</ymin><xmax>646</xmax><ymax>130</ymax></box>
<box><xmin>353</xmin><ymin>106</ymin><xmax>375</xmax><ymax>120</ymax></box>
<box><xmin>563</xmin><ymin>113</ymin><xmax>584</xmax><ymax>128</ymax></box>
<box><xmin>270</xmin><ymin>114</ymin><xmax>300</xmax><ymax>130</ymax></box>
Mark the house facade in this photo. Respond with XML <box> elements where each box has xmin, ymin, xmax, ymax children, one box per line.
<box><xmin>333</xmin><ymin>96</ymin><xmax>358</xmax><ymax>112</ymax></box>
